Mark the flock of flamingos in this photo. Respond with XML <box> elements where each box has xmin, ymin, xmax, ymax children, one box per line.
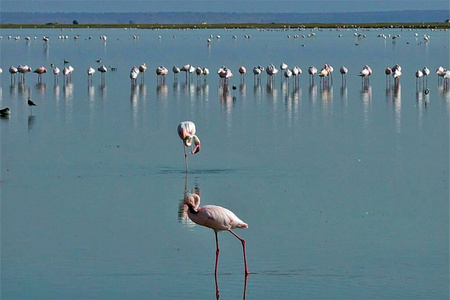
<box><xmin>2</xmin><ymin>61</ymin><xmax>450</xmax><ymax>90</ymax></box>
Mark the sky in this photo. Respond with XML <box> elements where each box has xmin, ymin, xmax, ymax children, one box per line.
<box><xmin>1</xmin><ymin>0</ymin><xmax>449</xmax><ymax>13</ymax></box>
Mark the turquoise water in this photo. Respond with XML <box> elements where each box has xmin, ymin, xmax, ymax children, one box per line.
<box><xmin>1</xmin><ymin>27</ymin><xmax>449</xmax><ymax>299</ymax></box>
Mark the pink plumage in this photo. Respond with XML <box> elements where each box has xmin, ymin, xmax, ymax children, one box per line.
<box><xmin>184</xmin><ymin>193</ymin><xmax>249</xmax><ymax>275</ymax></box>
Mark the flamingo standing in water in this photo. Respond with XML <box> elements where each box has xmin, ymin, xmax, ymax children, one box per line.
<box><xmin>181</xmin><ymin>64</ymin><xmax>191</xmax><ymax>82</ymax></box>
<box><xmin>415</xmin><ymin>69</ymin><xmax>423</xmax><ymax>89</ymax></box>
<box><xmin>139</xmin><ymin>63</ymin><xmax>147</xmax><ymax>82</ymax></box>
<box><xmin>130</xmin><ymin>66</ymin><xmax>140</xmax><ymax>85</ymax></box>
<box><xmin>172</xmin><ymin>66</ymin><xmax>180</xmax><ymax>80</ymax></box>
<box><xmin>184</xmin><ymin>193</ymin><xmax>249</xmax><ymax>275</ymax></box>
<box><xmin>359</xmin><ymin>65</ymin><xmax>372</xmax><ymax>87</ymax></box>
<box><xmin>51</xmin><ymin>64</ymin><xmax>60</xmax><ymax>83</ymax></box>
<box><xmin>239</xmin><ymin>66</ymin><xmax>246</xmax><ymax>83</ymax></box>
<box><xmin>291</xmin><ymin>66</ymin><xmax>302</xmax><ymax>85</ymax></box>
<box><xmin>9</xmin><ymin>66</ymin><xmax>18</xmax><ymax>83</ymax></box>
<box><xmin>385</xmin><ymin>67</ymin><xmax>392</xmax><ymax>85</ymax></box>
<box><xmin>98</xmin><ymin>65</ymin><xmax>107</xmax><ymax>84</ymax></box>
<box><xmin>18</xmin><ymin>64</ymin><xmax>31</xmax><ymax>82</ymax></box>
<box><xmin>87</xmin><ymin>67</ymin><xmax>95</xmax><ymax>83</ymax></box>
<box><xmin>33</xmin><ymin>66</ymin><xmax>47</xmax><ymax>82</ymax></box>
<box><xmin>392</xmin><ymin>64</ymin><xmax>402</xmax><ymax>85</ymax></box>
<box><xmin>156</xmin><ymin>66</ymin><xmax>169</xmax><ymax>84</ymax></box>
<box><xmin>177</xmin><ymin>121</ymin><xmax>201</xmax><ymax>172</ymax></box>
<box><xmin>339</xmin><ymin>66</ymin><xmax>348</xmax><ymax>85</ymax></box>
<box><xmin>252</xmin><ymin>66</ymin><xmax>263</xmax><ymax>84</ymax></box>
<box><xmin>308</xmin><ymin>66</ymin><xmax>317</xmax><ymax>84</ymax></box>
<box><xmin>422</xmin><ymin>67</ymin><xmax>430</xmax><ymax>88</ymax></box>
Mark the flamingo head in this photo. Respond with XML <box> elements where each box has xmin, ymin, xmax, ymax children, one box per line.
<box><xmin>191</xmin><ymin>135</ymin><xmax>201</xmax><ymax>154</ymax></box>
<box><xmin>184</xmin><ymin>193</ymin><xmax>201</xmax><ymax>209</ymax></box>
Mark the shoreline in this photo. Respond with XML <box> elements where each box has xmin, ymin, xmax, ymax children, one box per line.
<box><xmin>1</xmin><ymin>22</ymin><xmax>449</xmax><ymax>29</ymax></box>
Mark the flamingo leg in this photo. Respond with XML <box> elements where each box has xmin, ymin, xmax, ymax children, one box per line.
<box><xmin>215</xmin><ymin>231</ymin><xmax>220</xmax><ymax>275</ymax></box>
<box><xmin>183</xmin><ymin>144</ymin><xmax>188</xmax><ymax>172</ymax></box>
<box><xmin>228</xmin><ymin>229</ymin><xmax>249</xmax><ymax>275</ymax></box>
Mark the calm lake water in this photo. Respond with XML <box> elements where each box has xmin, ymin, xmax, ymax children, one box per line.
<box><xmin>1</xmin><ymin>27</ymin><xmax>449</xmax><ymax>299</ymax></box>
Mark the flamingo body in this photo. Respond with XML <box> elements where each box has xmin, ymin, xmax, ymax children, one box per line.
<box><xmin>184</xmin><ymin>194</ymin><xmax>249</xmax><ymax>275</ymax></box>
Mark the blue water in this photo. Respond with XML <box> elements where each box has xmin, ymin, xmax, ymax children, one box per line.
<box><xmin>1</xmin><ymin>27</ymin><xmax>449</xmax><ymax>299</ymax></box>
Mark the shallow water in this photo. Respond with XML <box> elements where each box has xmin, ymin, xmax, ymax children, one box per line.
<box><xmin>1</xmin><ymin>27</ymin><xmax>449</xmax><ymax>299</ymax></box>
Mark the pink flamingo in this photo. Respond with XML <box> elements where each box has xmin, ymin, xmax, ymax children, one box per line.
<box><xmin>184</xmin><ymin>193</ymin><xmax>249</xmax><ymax>275</ymax></box>
<box><xmin>18</xmin><ymin>64</ymin><xmax>31</xmax><ymax>82</ymax></box>
<box><xmin>177</xmin><ymin>121</ymin><xmax>201</xmax><ymax>171</ymax></box>
<box><xmin>98</xmin><ymin>65</ymin><xmax>107</xmax><ymax>84</ymax></box>
<box><xmin>239</xmin><ymin>66</ymin><xmax>246</xmax><ymax>83</ymax></box>
<box><xmin>33</xmin><ymin>66</ymin><xmax>47</xmax><ymax>82</ymax></box>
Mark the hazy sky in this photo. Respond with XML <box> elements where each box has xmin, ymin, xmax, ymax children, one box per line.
<box><xmin>2</xmin><ymin>0</ymin><xmax>449</xmax><ymax>13</ymax></box>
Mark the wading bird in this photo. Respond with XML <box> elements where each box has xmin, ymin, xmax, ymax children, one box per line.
<box><xmin>184</xmin><ymin>193</ymin><xmax>249</xmax><ymax>275</ymax></box>
<box><xmin>177</xmin><ymin>121</ymin><xmax>201</xmax><ymax>172</ymax></box>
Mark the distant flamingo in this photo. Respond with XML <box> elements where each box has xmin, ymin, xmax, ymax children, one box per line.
<box><xmin>87</xmin><ymin>67</ymin><xmax>95</xmax><ymax>83</ymax></box>
<box><xmin>98</xmin><ymin>65</ymin><xmax>107</xmax><ymax>84</ymax></box>
<box><xmin>177</xmin><ymin>121</ymin><xmax>201</xmax><ymax>172</ymax></box>
<box><xmin>392</xmin><ymin>64</ymin><xmax>402</xmax><ymax>85</ymax></box>
<box><xmin>415</xmin><ymin>69</ymin><xmax>423</xmax><ymax>89</ymax></box>
<box><xmin>422</xmin><ymin>67</ymin><xmax>430</xmax><ymax>88</ymax></box>
<box><xmin>218</xmin><ymin>66</ymin><xmax>233</xmax><ymax>84</ymax></box>
<box><xmin>51</xmin><ymin>64</ymin><xmax>60</xmax><ymax>83</ymax></box>
<box><xmin>252</xmin><ymin>66</ymin><xmax>263</xmax><ymax>84</ymax></box>
<box><xmin>184</xmin><ymin>193</ymin><xmax>249</xmax><ymax>275</ymax></box>
<box><xmin>291</xmin><ymin>66</ymin><xmax>302</xmax><ymax>85</ymax></box>
<box><xmin>385</xmin><ymin>67</ymin><xmax>392</xmax><ymax>85</ymax></box>
<box><xmin>139</xmin><ymin>63</ymin><xmax>147</xmax><ymax>82</ymax></box>
<box><xmin>130</xmin><ymin>66</ymin><xmax>140</xmax><ymax>85</ymax></box>
<box><xmin>340</xmin><ymin>66</ymin><xmax>348</xmax><ymax>85</ymax></box>
<box><xmin>18</xmin><ymin>65</ymin><xmax>31</xmax><ymax>82</ymax></box>
<box><xmin>33</xmin><ymin>66</ymin><xmax>47</xmax><ymax>82</ymax></box>
<box><xmin>195</xmin><ymin>67</ymin><xmax>203</xmax><ymax>82</ymax></box>
<box><xmin>359</xmin><ymin>65</ymin><xmax>372</xmax><ymax>87</ymax></box>
<box><xmin>9</xmin><ymin>66</ymin><xmax>18</xmax><ymax>83</ymax></box>
<box><xmin>156</xmin><ymin>66</ymin><xmax>169</xmax><ymax>84</ymax></box>
<box><xmin>172</xmin><ymin>66</ymin><xmax>180</xmax><ymax>80</ymax></box>
<box><xmin>202</xmin><ymin>67</ymin><xmax>210</xmax><ymax>83</ymax></box>
<box><xmin>308</xmin><ymin>66</ymin><xmax>317</xmax><ymax>84</ymax></box>
<box><xmin>239</xmin><ymin>66</ymin><xmax>246</xmax><ymax>83</ymax></box>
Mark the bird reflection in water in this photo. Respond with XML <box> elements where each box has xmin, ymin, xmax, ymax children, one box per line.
<box><xmin>36</xmin><ymin>82</ymin><xmax>46</xmax><ymax>95</ymax></box>
<box><xmin>156</xmin><ymin>83</ymin><xmax>168</xmax><ymax>101</ymax></box>
<box><xmin>361</xmin><ymin>84</ymin><xmax>372</xmax><ymax>126</ymax></box>
<box><xmin>219</xmin><ymin>83</ymin><xmax>235</xmax><ymax>112</ymax></box>
<box><xmin>28</xmin><ymin>115</ymin><xmax>36</xmax><ymax>130</ymax></box>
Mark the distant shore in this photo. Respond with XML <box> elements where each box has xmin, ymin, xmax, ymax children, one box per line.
<box><xmin>1</xmin><ymin>22</ymin><xmax>449</xmax><ymax>29</ymax></box>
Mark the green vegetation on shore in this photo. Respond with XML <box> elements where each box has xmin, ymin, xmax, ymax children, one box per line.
<box><xmin>0</xmin><ymin>22</ymin><xmax>449</xmax><ymax>29</ymax></box>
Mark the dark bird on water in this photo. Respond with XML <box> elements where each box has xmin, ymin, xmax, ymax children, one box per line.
<box><xmin>28</xmin><ymin>97</ymin><xmax>36</xmax><ymax>107</ymax></box>
<box><xmin>0</xmin><ymin>108</ymin><xmax>11</xmax><ymax>116</ymax></box>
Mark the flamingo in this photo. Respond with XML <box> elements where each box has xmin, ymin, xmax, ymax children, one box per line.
<box><xmin>415</xmin><ymin>69</ymin><xmax>423</xmax><ymax>88</ymax></box>
<box><xmin>284</xmin><ymin>68</ymin><xmax>292</xmax><ymax>84</ymax></box>
<box><xmin>266</xmin><ymin>64</ymin><xmax>278</xmax><ymax>85</ymax></box>
<box><xmin>252</xmin><ymin>66</ymin><xmax>263</xmax><ymax>83</ymax></box>
<box><xmin>238</xmin><ymin>66</ymin><xmax>246</xmax><ymax>83</ymax></box>
<box><xmin>51</xmin><ymin>64</ymin><xmax>60</xmax><ymax>83</ymax></box>
<box><xmin>139</xmin><ymin>63</ymin><xmax>147</xmax><ymax>81</ymax></box>
<box><xmin>9</xmin><ymin>66</ymin><xmax>18</xmax><ymax>83</ymax></box>
<box><xmin>422</xmin><ymin>67</ymin><xmax>430</xmax><ymax>87</ymax></box>
<box><xmin>195</xmin><ymin>67</ymin><xmax>203</xmax><ymax>82</ymax></box>
<box><xmin>177</xmin><ymin>121</ymin><xmax>201</xmax><ymax>172</ymax></box>
<box><xmin>156</xmin><ymin>66</ymin><xmax>169</xmax><ymax>84</ymax></box>
<box><xmin>172</xmin><ymin>66</ymin><xmax>180</xmax><ymax>80</ymax></box>
<box><xmin>359</xmin><ymin>65</ymin><xmax>372</xmax><ymax>87</ymax></box>
<box><xmin>436</xmin><ymin>66</ymin><xmax>446</xmax><ymax>85</ymax></box>
<box><xmin>87</xmin><ymin>67</ymin><xmax>96</xmax><ymax>83</ymax></box>
<box><xmin>340</xmin><ymin>66</ymin><xmax>348</xmax><ymax>85</ymax></box>
<box><xmin>130</xmin><ymin>66</ymin><xmax>140</xmax><ymax>85</ymax></box>
<box><xmin>98</xmin><ymin>65</ymin><xmax>107</xmax><ymax>84</ymax></box>
<box><xmin>33</xmin><ymin>66</ymin><xmax>47</xmax><ymax>82</ymax></box>
<box><xmin>180</xmin><ymin>64</ymin><xmax>192</xmax><ymax>82</ymax></box>
<box><xmin>291</xmin><ymin>66</ymin><xmax>302</xmax><ymax>85</ymax></box>
<box><xmin>385</xmin><ymin>67</ymin><xmax>392</xmax><ymax>85</ymax></box>
<box><xmin>184</xmin><ymin>193</ymin><xmax>249</xmax><ymax>275</ymax></box>
<box><xmin>392</xmin><ymin>64</ymin><xmax>402</xmax><ymax>85</ymax></box>
<box><xmin>202</xmin><ymin>67</ymin><xmax>210</xmax><ymax>83</ymax></box>
<box><xmin>280</xmin><ymin>62</ymin><xmax>288</xmax><ymax>71</ymax></box>
<box><xmin>444</xmin><ymin>70</ymin><xmax>450</xmax><ymax>89</ymax></box>
<box><xmin>18</xmin><ymin>64</ymin><xmax>31</xmax><ymax>82</ymax></box>
<box><xmin>308</xmin><ymin>66</ymin><xmax>317</xmax><ymax>84</ymax></box>
<box><xmin>218</xmin><ymin>66</ymin><xmax>233</xmax><ymax>84</ymax></box>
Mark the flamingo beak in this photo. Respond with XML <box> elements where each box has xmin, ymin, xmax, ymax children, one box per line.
<box><xmin>191</xmin><ymin>135</ymin><xmax>201</xmax><ymax>154</ymax></box>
